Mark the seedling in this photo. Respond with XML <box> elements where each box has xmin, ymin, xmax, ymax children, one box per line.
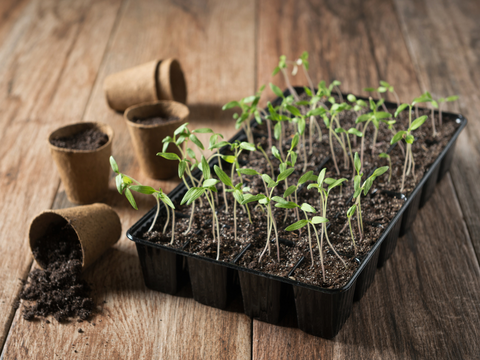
<box><xmin>110</xmin><ymin>156</ymin><xmax>176</xmax><ymax>242</ymax></box>
<box><xmin>240</xmin><ymin>169</ymin><xmax>295</xmax><ymax>262</ymax></box>
<box><xmin>284</xmin><ymin>202</ymin><xmax>329</xmax><ymax>277</ymax></box>
<box><xmin>346</xmin><ymin>94</ymin><xmax>368</xmax><ymax>147</ymax></box>
<box><xmin>272</xmin><ymin>55</ymin><xmax>299</xmax><ymax>101</ymax></box>
<box><xmin>377</xmin><ymin>81</ymin><xmax>401</xmax><ymax>107</ymax></box>
<box><xmin>335</xmin><ymin>126</ymin><xmax>363</xmax><ymax>179</ymax></box>
<box><xmin>346</xmin><ymin>204</ymin><xmax>357</xmax><ymax>255</ymax></box>
<box><xmin>180</xmin><ymin>162</ymin><xmax>223</xmax><ymax>260</ymax></box>
<box><xmin>222</xmin><ymin>85</ymin><xmax>265</xmax><ymax>145</ymax></box>
<box><xmin>378</xmin><ymin>153</ymin><xmax>392</xmax><ymax>183</ymax></box>
<box><xmin>437</xmin><ymin>95</ymin><xmax>459</xmax><ymax>127</ymax></box>
<box><xmin>318</xmin><ymin>79</ymin><xmax>343</xmax><ymax>103</ymax></box>
<box><xmin>391</xmin><ymin>115</ymin><xmax>428</xmax><ymax>192</ymax></box>
<box><xmin>355</xmin><ymin>98</ymin><xmax>391</xmax><ymax>169</ymax></box>
<box><xmin>307</xmin><ymin>169</ymin><xmax>348</xmax><ymax>281</ymax></box>
<box><xmin>411</xmin><ymin>92</ymin><xmax>438</xmax><ymax>137</ymax></box>
<box><xmin>352</xmin><ymin>153</ymin><xmax>389</xmax><ymax>239</ymax></box>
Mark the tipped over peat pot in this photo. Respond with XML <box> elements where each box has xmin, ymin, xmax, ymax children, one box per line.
<box><xmin>127</xmin><ymin>88</ymin><xmax>467</xmax><ymax>338</ymax></box>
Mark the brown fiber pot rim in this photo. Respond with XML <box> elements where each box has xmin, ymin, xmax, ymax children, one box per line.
<box><xmin>156</xmin><ymin>58</ymin><xmax>187</xmax><ymax>104</ymax></box>
<box><xmin>48</xmin><ymin>122</ymin><xmax>114</xmax><ymax>154</ymax></box>
<box><xmin>124</xmin><ymin>101</ymin><xmax>189</xmax><ymax>129</ymax></box>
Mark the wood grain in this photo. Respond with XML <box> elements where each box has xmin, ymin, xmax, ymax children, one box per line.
<box><xmin>2</xmin><ymin>0</ymin><xmax>255</xmax><ymax>358</ymax></box>
<box><xmin>393</xmin><ymin>0</ymin><xmax>480</xmax><ymax>261</ymax></box>
<box><xmin>0</xmin><ymin>0</ymin><xmax>123</xmax><ymax>350</ymax></box>
<box><xmin>254</xmin><ymin>0</ymin><xmax>480</xmax><ymax>358</ymax></box>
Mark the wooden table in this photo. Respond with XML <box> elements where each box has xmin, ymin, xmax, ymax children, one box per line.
<box><xmin>1</xmin><ymin>0</ymin><xmax>479</xmax><ymax>358</ymax></box>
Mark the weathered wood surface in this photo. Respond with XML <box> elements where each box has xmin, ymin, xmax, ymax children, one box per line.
<box><xmin>0</xmin><ymin>0</ymin><xmax>123</xmax><ymax>350</ymax></box>
<box><xmin>1</xmin><ymin>0</ymin><xmax>479</xmax><ymax>359</ymax></box>
<box><xmin>1</xmin><ymin>0</ymin><xmax>254</xmax><ymax>358</ymax></box>
<box><xmin>393</xmin><ymin>0</ymin><xmax>480</xmax><ymax>262</ymax></box>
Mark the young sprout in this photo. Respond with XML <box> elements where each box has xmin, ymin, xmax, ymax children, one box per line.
<box><xmin>110</xmin><ymin>156</ymin><xmax>176</xmax><ymax>242</ymax></box>
<box><xmin>214</xmin><ymin>165</ymin><xmax>250</xmax><ymax>244</ymax></box>
<box><xmin>335</xmin><ymin>126</ymin><xmax>363</xmax><ymax>179</ymax></box>
<box><xmin>284</xmin><ymin>203</ymin><xmax>328</xmax><ymax>276</ymax></box>
<box><xmin>378</xmin><ymin>153</ymin><xmax>392</xmax><ymax>183</ymax></box>
<box><xmin>391</xmin><ymin>115</ymin><xmax>428</xmax><ymax>192</ymax></box>
<box><xmin>256</xmin><ymin>143</ymin><xmax>275</xmax><ymax>178</ymax></box>
<box><xmin>355</xmin><ymin>98</ymin><xmax>391</xmax><ymax>169</ymax></box>
<box><xmin>307</xmin><ymin>169</ymin><xmax>348</xmax><ymax>281</ymax></box>
<box><xmin>300</xmin><ymin>88</ymin><xmax>325</xmax><ymax>154</ymax></box>
<box><xmin>322</xmin><ymin>103</ymin><xmax>352</xmax><ymax>174</ymax></box>
<box><xmin>240</xmin><ymin>169</ymin><xmax>294</xmax><ymax>262</ymax></box>
<box><xmin>181</xmin><ymin>161</ymin><xmax>223</xmax><ymax>260</ymax></box>
<box><xmin>364</xmin><ymin>86</ymin><xmax>388</xmax><ymax>112</ymax></box>
<box><xmin>346</xmin><ymin>94</ymin><xmax>368</xmax><ymax>147</ymax></box>
<box><xmin>295</xmin><ymin>51</ymin><xmax>315</xmax><ymax>94</ymax></box>
<box><xmin>412</xmin><ymin>92</ymin><xmax>438</xmax><ymax>137</ymax></box>
<box><xmin>437</xmin><ymin>95</ymin><xmax>459</xmax><ymax>127</ymax></box>
<box><xmin>266</xmin><ymin>101</ymin><xmax>290</xmax><ymax>160</ymax></box>
<box><xmin>378</xmin><ymin>81</ymin><xmax>400</xmax><ymax>107</ymax></box>
<box><xmin>272</xmin><ymin>55</ymin><xmax>299</xmax><ymax>101</ymax></box>
<box><xmin>318</xmin><ymin>80</ymin><xmax>343</xmax><ymax>103</ymax></box>
<box><xmin>346</xmin><ymin>205</ymin><xmax>357</xmax><ymax>255</ymax></box>
<box><xmin>352</xmin><ymin>153</ymin><xmax>389</xmax><ymax>239</ymax></box>
<box><xmin>222</xmin><ymin>85</ymin><xmax>265</xmax><ymax>145</ymax></box>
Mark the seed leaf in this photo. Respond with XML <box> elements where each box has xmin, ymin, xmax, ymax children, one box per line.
<box><xmin>347</xmin><ymin>205</ymin><xmax>356</xmax><ymax>218</ymax></box>
<box><xmin>189</xmin><ymin>134</ymin><xmax>204</xmax><ymax>150</ymax></box>
<box><xmin>277</xmin><ymin>168</ymin><xmax>294</xmax><ymax>182</ymax></box>
<box><xmin>157</xmin><ymin>152</ymin><xmax>181</xmax><ymax>161</ymax></box>
<box><xmin>298</xmin><ymin>171</ymin><xmax>313</xmax><ymax>185</ymax></box>
<box><xmin>395</xmin><ymin>104</ymin><xmax>409</xmax><ymax>117</ymax></box>
<box><xmin>391</xmin><ymin>131</ymin><xmax>406</xmax><ymax>144</ymax></box>
<box><xmin>300</xmin><ymin>203</ymin><xmax>316</xmax><ymax>213</ymax></box>
<box><xmin>238</xmin><ymin>168</ymin><xmax>259</xmax><ymax>176</ymax></box>
<box><xmin>354</xmin><ymin>152</ymin><xmax>361</xmax><ymax>173</ymax></box>
<box><xmin>270</xmin><ymin>83</ymin><xmax>284</xmax><ymax>98</ymax></box>
<box><xmin>284</xmin><ymin>185</ymin><xmax>297</xmax><ymax>198</ymax></box>
<box><xmin>110</xmin><ymin>156</ymin><xmax>119</xmax><ymax>173</ymax></box>
<box><xmin>125</xmin><ymin>188</ymin><xmax>138</xmax><ymax>210</ymax></box>
<box><xmin>410</xmin><ymin>115</ymin><xmax>428</xmax><ymax>131</ymax></box>
<box><xmin>240</xmin><ymin>142</ymin><xmax>256</xmax><ymax>151</ymax></box>
<box><xmin>373</xmin><ymin>166</ymin><xmax>389</xmax><ymax>178</ymax></box>
<box><xmin>222</xmin><ymin>101</ymin><xmax>240</xmax><ymax>110</ymax></box>
<box><xmin>129</xmin><ymin>185</ymin><xmax>156</xmax><ymax>195</ymax></box>
<box><xmin>311</xmin><ymin>216</ymin><xmax>328</xmax><ymax>224</ymax></box>
<box><xmin>214</xmin><ymin>165</ymin><xmax>233</xmax><ymax>187</ymax></box>
<box><xmin>286</xmin><ymin>105</ymin><xmax>302</xmax><ymax>117</ymax></box>
<box><xmin>285</xmin><ymin>220</ymin><xmax>308</xmax><ymax>231</ymax></box>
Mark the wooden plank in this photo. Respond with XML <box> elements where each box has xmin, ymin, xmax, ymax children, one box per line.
<box><xmin>254</xmin><ymin>0</ymin><xmax>480</xmax><ymax>358</ymax></box>
<box><xmin>0</xmin><ymin>0</ymin><xmax>123</xmax><ymax>350</ymax></box>
<box><xmin>2</xmin><ymin>0</ymin><xmax>255</xmax><ymax>358</ymax></box>
<box><xmin>393</xmin><ymin>0</ymin><xmax>480</xmax><ymax>261</ymax></box>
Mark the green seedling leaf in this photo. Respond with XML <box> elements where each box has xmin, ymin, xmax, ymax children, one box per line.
<box><xmin>311</xmin><ymin>216</ymin><xmax>328</xmax><ymax>224</ymax></box>
<box><xmin>174</xmin><ymin>123</ymin><xmax>188</xmax><ymax>136</ymax></box>
<box><xmin>115</xmin><ymin>174</ymin><xmax>124</xmax><ymax>194</ymax></box>
<box><xmin>347</xmin><ymin>94</ymin><xmax>357</xmax><ymax>102</ymax></box>
<box><xmin>222</xmin><ymin>155</ymin><xmax>236</xmax><ymax>163</ymax></box>
<box><xmin>354</xmin><ymin>152</ymin><xmax>361</xmax><ymax>173</ymax></box>
<box><xmin>373</xmin><ymin>166</ymin><xmax>389</xmax><ymax>178</ymax></box>
<box><xmin>240</xmin><ymin>142</ymin><xmax>256</xmax><ymax>151</ymax></box>
<box><xmin>363</xmin><ymin>177</ymin><xmax>374</xmax><ymax>196</ymax></box>
<box><xmin>286</xmin><ymin>105</ymin><xmax>302</xmax><ymax>117</ymax></box>
<box><xmin>356</xmin><ymin>114</ymin><xmax>371</xmax><ymax>123</ymax></box>
<box><xmin>395</xmin><ymin>104</ymin><xmax>409</xmax><ymax>117</ymax></box>
<box><xmin>347</xmin><ymin>128</ymin><xmax>363</xmax><ymax>137</ymax></box>
<box><xmin>181</xmin><ymin>187</ymin><xmax>205</xmax><ymax>205</ymax></box>
<box><xmin>159</xmin><ymin>193</ymin><xmax>175</xmax><ymax>209</ymax></box>
<box><xmin>335</xmin><ymin>127</ymin><xmax>346</xmax><ymax>134</ymax></box>
<box><xmin>306</xmin><ymin>107</ymin><xmax>326</xmax><ymax>117</ymax></box>
<box><xmin>214</xmin><ymin>165</ymin><xmax>233</xmax><ymax>187</ymax></box>
<box><xmin>242</xmin><ymin>194</ymin><xmax>265</xmax><ymax>204</ymax></box>
<box><xmin>274</xmin><ymin>122</ymin><xmax>282</xmax><ymax>140</ymax></box>
<box><xmin>270</xmin><ymin>83</ymin><xmax>284</xmax><ymax>98</ymax></box>
<box><xmin>129</xmin><ymin>185</ymin><xmax>156</xmax><ymax>195</ymax></box>
<box><xmin>324</xmin><ymin>178</ymin><xmax>336</xmax><ymax>185</ymax></box>
<box><xmin>187</xmin><ymin>148</ymin><xmax>196</xmax><ymax>159</ymax></box>
<box><xmin>300</xmin><ymin>203</ymin><xmax>316</xmax><ymax>213</ymax></box>
<box><xmin>307</xmin><ymin>183</ymin><xmax>319</xmax><ymax>190</ymax></box>
<box><xmin>272</xmin><ymin>196</ymin><xmax>288</xmax><ymax>204</ymax></box>
<box><xmin>238</xmin><ymin>168</ymin><xmax>260</xmax><ymax>176</ymax></box>
<box><xmin>189</xmin><ymin>134</ymin><xmax>204</xmax><ymax>150</ymax></box>
<box><xmin>446</xmin><ymin>95</ymin><xmax>459</xmax><ymax>102</ymax></box>
<box><xmin>317</xmin><ymin>168</ymin><xmax>327</xmax><ymax>186</ymax></box>
<box><xmin>271</xmin><ymin>146</ymin><xmax>281</xmax><ymax>161</ymax></box>
<box><xmin>391</xmin><ymin>131</ymin><xmax>406</xmax><ymax>144</ymax></box>
<box><xmin>347</xmin><ymin>205</ymin><xmax>356</xmax><ymax>218</ymax></box>
<box><xmin>291</xmin><ymin>134</ymin><xmax>299</xmax><ymax>149</ymax></box>
<box><xmin>304</xmin><ymin>87</ymin><xmax>312</xmax><ymax>96</ymax></box>
<box><xmin>405</xmin><ymin>134</ymin><xmax>414</xmax><ymax>144</ymax></box>
<box><xmin>123</xmin><ymin>175</ymin><xmax>133</xmax><ymax>185</ymax></box>
<box><xmin>158</xmin><ymin>152</ymin><xmax>181</xmax><ymax>161</ymax></box>
<box><xmin>203</xmin><ymin>179</ymin><xmax>219</xmax><ymax>188</ymax></box>
<box><xmin>232</xmin><ymin>190</ymin><xmax>244</xmax><ymax>204</ymax></box>
<box><xmin>125</xmin><ymin>188</ymin><xmax>138</xmax><ymax>210</ymax></box>
<box><xmin>284</xmin><ymin>185</ymin><xmax>297</xmax><ymax>198</ymax></box>
<box><xmin>222</xmin><ymin>101</ymin><xmax>240</xmax><ymax>110</ymax></box>
<box><xmin>378</xmin><ymin>152</ymin><xmax>389</xmax><ymax>159</ymax></box>
<box><xmin>364</xmin><ymin>87</ymin><xmax>376</xmax><ymax>92</ymax></box>
<box><xmin>375</xmin><ymin>111</ymin><xmax>391</xmax><ymax>119</ymax></box>
<box><xmin>109</xmin><ymin>156</ymin><xmax>119</xmax><ymax>173</ymax></box>
<box><xmin>201</xmin><ymin>156</ymin><xmax>210</xmax><ymax>179</ymax></box>
<box><xmin>275</xmin><ymin>201</ymin><xmax>298</xmax><ymax>209</ymax></box>
<box><xmin>285</xmin><ymin>220</ymin><xmax>309</xmax><ymax>231</ymax></box>
<box><xmin>328</xmin><ymin>178</ymin><xmax>347</xmax><ymax>192</ymax></box>
<box><xmin>298</xmin><ymin>171</ymin><xmax>313</xmax><ymax>185</ymax></box>
<box><xmin>410</xmin><ymin>115</ymin><xmax>428</xmax><ymax>131</ymax></box>
<box><xmin>178</xmin><ymin>160</ymin><xmax>186</xmax><ymax>178</ymax></box>
<box><xmin>378</xmin><ymin>86</ymin><xmax>387</xmax><ymax>93</ymax></box>
<box><xmin>277</xmin><ymin>168</ymin><xmax>295</xmax><ymax>182</ymax></box>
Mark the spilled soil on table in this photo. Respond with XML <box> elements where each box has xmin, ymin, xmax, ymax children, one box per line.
<box><xmin>21</xmin><ymin>223</ymin><xmax>94</xmax><ymax>322</ymax></box>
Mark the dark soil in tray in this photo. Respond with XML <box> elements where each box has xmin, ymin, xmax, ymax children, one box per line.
<box><xmin>50</xmin><ymin>128</ymin><xmax>108</xmax><ymax>150</ymax></box>
<box><xmin>21</xmin><ymin>223</ymin><xmax>94</xmax><ymax>322</ymax></box>
<box><xmin>141</xmin><ymin>96</ymin><xmax>459</xmax><ymax>289</ymax></box>
<box><xmin>130</xmin><ymin>116</ymin><xmax>179</xmax><ymax>126</ymax></box>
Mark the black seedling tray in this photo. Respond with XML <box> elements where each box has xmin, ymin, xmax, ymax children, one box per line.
<box><xmin>127</xmin><ymin>88</ymin><xmax>467</xmax><ymax>338</ymax></box>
